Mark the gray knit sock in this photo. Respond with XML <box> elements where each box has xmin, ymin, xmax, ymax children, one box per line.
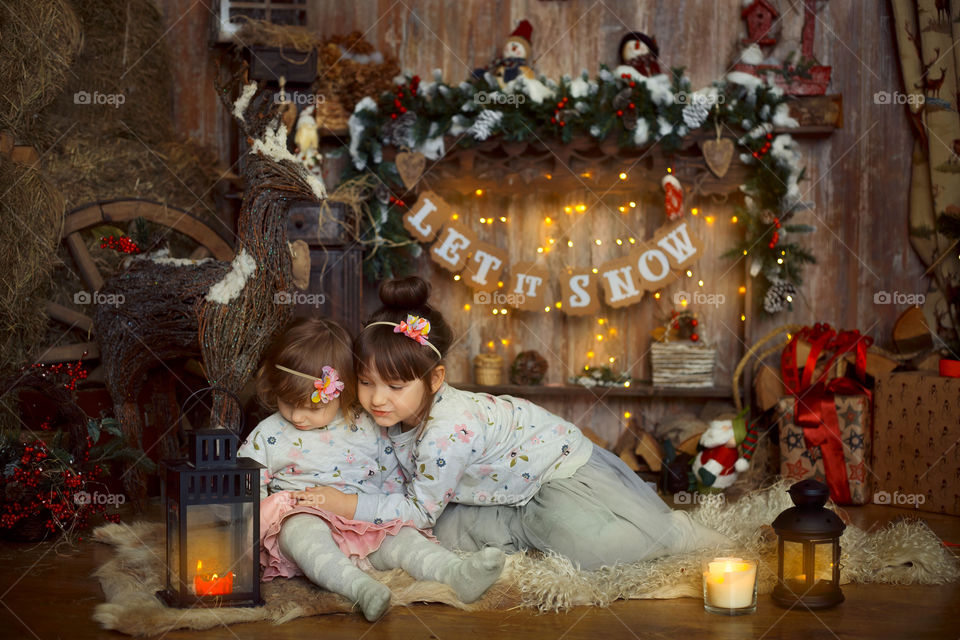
<box><xmin>278</xmin><ymin>514</ymin><xmax>391</xmax><ymax>621</ymax></box>
<box><xmin>367</xmin><ymin>527</ymin><xmax>505</xmax><ymax>603</ymax></box>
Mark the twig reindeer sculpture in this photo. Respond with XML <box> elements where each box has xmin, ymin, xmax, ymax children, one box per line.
<box><xmin>93</xmin><ymin>70</ymin><xmax>325</xmax><ymax>503</ymax></box>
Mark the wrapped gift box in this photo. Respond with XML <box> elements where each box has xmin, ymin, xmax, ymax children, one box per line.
<box><xmin>777</xmin><ymin>393</ymin><xmax>873</xmax><ymax>505</ymax></box>
<box><xmin>872</xmin><ymin>372</ymin><xmax>960</xmax><ymax>515</ymax></box>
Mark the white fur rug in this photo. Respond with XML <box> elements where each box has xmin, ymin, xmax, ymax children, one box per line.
<box><xmin>92</xmin><ymin>480</ymin><xmax>959</xmax><ymax>635</ymax></box>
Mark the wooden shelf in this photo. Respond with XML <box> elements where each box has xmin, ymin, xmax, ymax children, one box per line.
<box><xmin>455</xmin><ymin>382</ymin><xmax>735</xmax><ymax>399</ymax></box>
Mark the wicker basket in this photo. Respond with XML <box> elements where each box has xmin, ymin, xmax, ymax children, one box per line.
<box><xmin>473</xmin><ymin>353</ymin><xmax>503</xmax><ymax>386</ymax></box>
<box><xmin>650</xmin><ymin>341</ymin><xmax>717</xmax><ymax>388</ymax></box>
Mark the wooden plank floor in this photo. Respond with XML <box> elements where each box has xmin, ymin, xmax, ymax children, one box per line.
<box><xmin>0</xmin><ymin>503</ymin><xmax>957</xmax><ymax>640</ymax></box>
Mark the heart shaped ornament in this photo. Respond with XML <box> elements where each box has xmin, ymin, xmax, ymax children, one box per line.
<box><xmin>396</xmin><ymin>151</ymin><xmax>426</xmax><ymax>189</ymax></box>
<box><xmin>701</xmin><ymin>138</ymin><xmax>734</xmax><ymax>178</ymax></box>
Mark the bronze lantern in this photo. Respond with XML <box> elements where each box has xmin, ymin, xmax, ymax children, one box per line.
<box><xmin>772</xmin><ymin>479</ymin><xmax>845</xmax><ymax>609</ymax></box>
<box><xmin>158</xmin><ymin>388</ymin><xmax>263</xmax><ymax>607</ymax></box>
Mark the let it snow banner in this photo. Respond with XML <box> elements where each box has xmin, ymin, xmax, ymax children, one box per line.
<box><xmin>403</xmin><ymin>190</ymin><xmax>704</xmax><ymax>314</ymax></box>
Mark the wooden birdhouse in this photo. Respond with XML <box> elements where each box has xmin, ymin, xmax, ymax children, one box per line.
<box><xmin>741</xmin><ymin>0</ymin><xmax>779</xmax><ymax>47</ymax></box>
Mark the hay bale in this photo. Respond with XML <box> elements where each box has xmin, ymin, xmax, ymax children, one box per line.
<box><xmin>0</xmin><ymin>0</ymin><xmax>82</xmax><ymax>136</ymax></box>
<box><xmin>0</xmin><ymin>158</ymin><xmax>65</xmax><ymax>421</ymax></box>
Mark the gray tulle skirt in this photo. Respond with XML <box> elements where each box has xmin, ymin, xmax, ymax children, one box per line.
<box><xmin>432</xmin><ymin>444</ymin><xmax>730</xmax><ymax>569</ymax></box>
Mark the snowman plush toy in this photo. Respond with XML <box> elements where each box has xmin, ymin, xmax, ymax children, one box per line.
<box><xmin>472</xmin><ymin>20</ymin><xmax>536</xmax><ymax>88</ymax></box>
<box><xmin>691</xmin><ymin>414</ymin><xmax>757</xmax><ymax>493</ymax></box>
<box><xmin>618</xmin><ymin>31</ymin><xmax>662</xmax><ymax>77</ymax></box>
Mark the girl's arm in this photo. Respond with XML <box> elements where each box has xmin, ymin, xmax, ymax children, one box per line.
<box><xmin>350</xmin><ymin>427</ymin><xmax>474</xmax><ymax>528</ymax></box>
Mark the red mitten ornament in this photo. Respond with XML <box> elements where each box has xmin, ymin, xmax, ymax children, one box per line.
<box><xmin>662</xmin><ymin>174</ymin><xmax>683</xmax><ymax>221</ymax></box>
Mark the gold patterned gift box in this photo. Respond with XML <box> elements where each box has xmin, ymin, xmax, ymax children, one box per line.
<box><xmin>871</xmin><ymin>372</ymin><xmax>960</xmax><ymax>516</ymax></box>
<box><xmin>777</xmin><ymin>393</ymin><xmax>873</xmax><ymax>505</ymax></box>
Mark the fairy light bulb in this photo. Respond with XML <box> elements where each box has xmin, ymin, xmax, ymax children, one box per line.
<box><xmin>596</xmin><ymin>334</ymin><xmax>604</xmax><ymax>341</ymax></box>
<box><xmin>545</xmin><ymin>217</ymin><xmax>553</xmax><ymax>224</ymax></box>
<box><xmin>731</xmin><ymin>215</ymin><xmax>738</xmax><ymax>223</ymax></box>
<box><xmin>698</xmin><ymin>280</ymin><xmax>704</xmax><ymax>287</ymax></box>
<box><xmin>591</xmin><ymin>268</ymin><xmax>598</xmax><ymax>274</ymax></box>
<box><xmin>608</xmin><ymin>357</ymin><xmax>615</xmax><ymax>363</ymax></box>
<box><xmin>452</xmin><ymin>213</ymin><xmax>459</xmax><ymax>220</ymax></box>
<box><xmin>598</xmin><ymin>318</ymin><xmax>606</xmax><ymax>325</ymax></box>
<box><xmin>777</xmin><ymin>258</ymin><xmax>784</xmax><ymax>264</ymax></box>
<box><xmin>616</xmin><ymin>238</ymin><xmax>623</xmax><ymax>245</ymax></box>
<box><xmin>564</xmin><ymin>206</ymin><xmax>572</xmax><ymax>214</ymax></box>
<box><xmin>595</xmin><ymin>239</ymin><xmax>602</xmax><ymax>245</ymax></box>
<box><xmin>475</xmin><ymin>189</ymin><xmax>483</xmax><ymax>196</ymax></box>
<box><xmin>685</xmin><ymin>270</ymin><xmax>693</xmax><ymax>277</ymax></box>
<box><xmin>500</xmin><ymin>216</ymin><xmax>507</xmax><ymax>222</ymax></box>
<box><xmin>587</xmin><ymin>351</ymin><xmax>594</xmax><ymax>358</ymax></box>
<box><xmin>691</xmin><ymin>208</ymin><xmax>699</xmax><ymax>216</ymax></box>
<box><xmin>555</xmin><ymin>302</ymin><xmax>562</xmax><ymax>309</ymax></box>
<box><xmin>741</xmin><ymin>314</ymin><xmax>746</xmax><ymax>321</ymax></box>
<box><xmin>453</xmin><ymin>274</ymin><xmax>461</xmax><ymax>281</ymax></box>
<box><xmin>654</xmin><ymin>291</ymin><xmax>661</xmax><ymax>299</ymax></box>
<box><xmin>501</xmin><ymin>338</ymin><xmax>508</xmax><ymax>346</ymax></box>
<box><xmin>500</xmin><ymin>308</ymin><xmax>508</xmax><ymax>315</ymax></box>
<box><xmin>619</xmin><ymin>172</ymin><xmax>628</xmax><ymax>180</ymax></box>
<box><xmin>487</xmin><ymin>341</ymin><xmax>495</xmax><ymax>350</ymax></box>
<box><xmin>544</xmin><ymin>306</ymin><xmax>551</xmax><ymax>312</ymax></box>
<box><xmin>492</xmin><ymin>309</ymin><xmax>499</xmax><ymax>315</ymax></box>
<box><xmin>537</xmin><ymin>247</ymin><xmax>544</xmax><ymax>253</ymax></box>
<box><xmin>464</xmin><ymin>303</ymin><xmax>471</xmax><ymax>310</ymax></box>
<box><xmin>624</xmin><ymin>411</ymin><xmax>631</xmax><ymax>418</ymax></box>
<box><xmin>576</xmin><ymin>204</ymin><xmax>587</xmax><ymax>213</ymax></box>
<box><xmin>480</xmin><ymin>217</ymin><xmax>486</xmax><ymax>223</ymax></box>
<box><xmin>619</xmin><ymin>206</ymin><xmax>627</xmax><ymax>213</ymax></box>
<box><xmin>705</xmin><ymin>215</ymin><xmax>715</xmax><ymax>224</ymax></box>
<box><xmin>738</xmin><ymin>285</ymin><xmax>746</xmax><ymax>294</ymax></box>
<box><xmin>567</xmin><ymin>240</ymin><xmax>574</xmax><ymax>247</ymax></box>
<box><xmin>629</xmin><ymin>201</ymin><xmax>636</xmax><ymax>208</ymax></box>
<box><xmin>629</xmin><ymin>237</ymin><xmax>636</xmax><ymax>244</ymax></box>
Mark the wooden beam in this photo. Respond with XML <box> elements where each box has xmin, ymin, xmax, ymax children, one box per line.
<box><xmin>44</xmin><ymin>301</ymin><xmax>94</xmax><ymax>333</ymax></box>
<box><xmin>33</xmin><ymin>342</ymin><xmax>100</xmax><ymax>364</ymax></box>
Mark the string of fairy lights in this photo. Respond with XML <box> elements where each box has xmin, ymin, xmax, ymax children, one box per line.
<box><xmin>446</xmin><ymin>167</ymin><xmax>752</xmax><ymax>384</ymax></box>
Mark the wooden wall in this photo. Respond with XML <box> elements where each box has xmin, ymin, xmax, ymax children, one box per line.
<box><xmin>160</xmin><ymin>0</ymin><xmax>926</xmax><ymax>442</ymax></box>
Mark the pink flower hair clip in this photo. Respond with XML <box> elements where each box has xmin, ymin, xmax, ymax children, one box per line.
<box><xmin>311</xmin><ymin>366</ymin><xmax>344</xmax><ymax>404</ymax></box>
<box><xmin>275</xmin><ymin>364</ymin><xmax>344</xmax><ymax>404</ymax></box>
<box><xmin>365</xmin><ymin>314</ymin><xmax>442</xmax><ymax>358</ymax></box>
<box><xmin>396</xmin><ymin>315</ymin><xmax>431</xmax><ymax>345</ymax></box>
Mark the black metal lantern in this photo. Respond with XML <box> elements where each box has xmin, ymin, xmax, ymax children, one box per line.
<box><xmin>772</xmin><ymin>479</ymin><xmax>845</xmax><ymax>609</ymax></box>
<box><xmin>158</xmin><ymin>388</ymin><xmax>263</xmax><ymax>608</ymax></box>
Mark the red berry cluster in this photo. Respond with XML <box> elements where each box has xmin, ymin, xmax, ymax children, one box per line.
<box><xmin>669</xmin><ymin>311</ymin><xmax>700</xmax><ymax>341</ymax></box>
<box><xmin>29</xmin><ymin>357</ymin><xmax>89</xmax><ymax>391</ymax></box>
<box><xmin>1</xmin><ymin>437</ymin><xmax>121</xmax><ymax>537</ymax></box>
<box><xmin>551</xmin><ymin>96</ymin><xmax>570</xmax><ymax>127</ymax></box>
<box><xmin>99</xmin><ymin>235</ymin><xmax>141</xmax><ymax>254</ymax></box>
<box><xmin>751</xmin><ymin>133</ymin><xmax>775</xmax><ymax>160</ymax></box>
<box><xmin>768</xmin><ymin>217</ymin><xmax>782</xmax><ymax>249</ymax></box>
<box><xmin>388</xmin><ymin>195</ymin><xmax>407</xmax><ymax>208</ymax></box>
<box><xmin>388</xmin><ymin>75</ymin><xmax>420</xmax><ymax>120</ymax></box>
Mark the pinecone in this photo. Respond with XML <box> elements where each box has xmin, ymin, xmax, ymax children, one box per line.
<box><xmin>763</xmin><ymin>281</ymin><xmax>798</xmax><ymax>314</ymax></box>
<box><xmin>384</xmin><ymin>111</ymin><xmax>417</xmax><ymax>148</ymax></box>
<box><xmin>682</xmin><ymin>103</ymin><xmax>709</xmax><ymax>129</ymax></box>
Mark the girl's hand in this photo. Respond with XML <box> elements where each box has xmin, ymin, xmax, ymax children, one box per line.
<box><xmin>295</xmin><ymin>486</ymin><xmax>358</xmax><ymax>519</ymax></box>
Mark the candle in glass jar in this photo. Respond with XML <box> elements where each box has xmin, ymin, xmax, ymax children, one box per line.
<box><xmin>704</xmin><ymin>558</ymin><xmax>757</xmax><ymax>609</ymax></box>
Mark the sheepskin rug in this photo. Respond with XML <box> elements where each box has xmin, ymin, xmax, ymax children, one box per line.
<box><xmin>92</xmin><ymin>481</ymin><xmax>959</xmax><ymax>636</ymax></box>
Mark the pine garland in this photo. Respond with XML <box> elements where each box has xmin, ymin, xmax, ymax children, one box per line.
<box><xmin>341</xmin><ymin>66</ymin><xmax>813</xmax><ymax>314</ymax></box>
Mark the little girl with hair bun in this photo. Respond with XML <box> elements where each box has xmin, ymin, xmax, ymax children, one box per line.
<box><xmin>239</xmin><ymin>317</ymin><xmax>505</xmax><ymax>621</ymax></box>
<box><xmin>309</xmin><ymin>277</ymin><xmax>730</xmax><ymax>570</ymax></box>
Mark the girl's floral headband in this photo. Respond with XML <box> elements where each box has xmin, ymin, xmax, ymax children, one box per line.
<box><xmin>366</xmin><ymin>314</ymin><xmax>442</xmax><ymax>358</ymax></box>
<box><xmin>275</xmin><ymin>364</ymin><xmax>344</xmax><ymax>404</ymax></box>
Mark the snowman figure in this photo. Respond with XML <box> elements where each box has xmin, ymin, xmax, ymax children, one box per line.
<box><xmin>691</xmin><ymin>415</ymin><xmax>756</xmax><ymax>493</ymax></box>
<box><xmin>472</xmin><ymin>20</ymin><xmax>536</xmax><ymax>88</ymax></box>
<box><xmin>618</xmin><ymin>31</ymin><xmax>662</xmax><ymax>77</ymax></box>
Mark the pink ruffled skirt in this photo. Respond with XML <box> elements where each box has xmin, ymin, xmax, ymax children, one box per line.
<box><xmin>259</xmin><ymin>491</ymin><xmax>422</xmax><ymax>581</ymax></box>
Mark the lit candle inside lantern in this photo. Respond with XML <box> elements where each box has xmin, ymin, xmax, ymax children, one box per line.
<box><xmin>703</xmin><ymin>557</ymin><xmax>757</xmax><ymax>610</ymax></box>
<box><xmin>194</xmin><ymin>560</ymin><xmax>234</xmax><ymax>596</ymax></box>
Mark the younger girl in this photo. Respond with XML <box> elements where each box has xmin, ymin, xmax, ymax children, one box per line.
<box><xmin>310</xmin><ymin>278</ymin><xmax>730</xmax><ymax>570</ymax></box>
<box><xmin>237</xmin><ymin>317</ymin><xmax>505</xmax><ymax>621</ymax></box>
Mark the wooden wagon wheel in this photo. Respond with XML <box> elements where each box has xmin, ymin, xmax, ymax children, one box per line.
<box><xmin>37</xmin><ymin>199</ymin><xmax>235</xmax><ymax>366</ymax></box>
